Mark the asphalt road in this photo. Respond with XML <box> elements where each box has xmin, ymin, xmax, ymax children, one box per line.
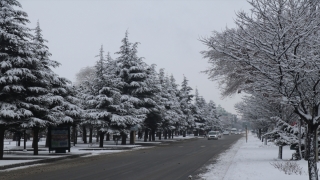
<box><xmin>1</xmin><ymin>135</ymin><xmax>243</xmax><ymax>180</ymax></box>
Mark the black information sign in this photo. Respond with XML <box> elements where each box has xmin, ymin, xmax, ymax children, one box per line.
<box><xmin>48</xmin><ymin>126</ymin><xmax>70</xmax><ymax>153</ymax></box>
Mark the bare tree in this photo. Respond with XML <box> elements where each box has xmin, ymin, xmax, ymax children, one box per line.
<box><xmin>74</xmin><ymin>66</ymin><xmax>96</xmax><ymax>87</ymax></box>
<box><xmin>202</xmin><ymin>1</ymin><xmax>320</xmax><ymax>179</ymax></box>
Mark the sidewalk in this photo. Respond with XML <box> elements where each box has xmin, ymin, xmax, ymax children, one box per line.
<box><xmin>0</xmin><ymin>135</ymin><xmax>196</xmax><ymax>171</ymax></box>
<box><xmin>199</xmin><ymin>133</ymin><xmax>313</xmax><ymax>180</ymax></box>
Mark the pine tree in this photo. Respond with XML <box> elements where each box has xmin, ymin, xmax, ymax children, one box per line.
<box><xmin>168</xmin><ymin>74</ymin><xmax>183</xmax><ymax>135</ymax></box>
<box><xmin>0</xmin><ymin>2</ymin><xmax>35</xmax><ymax>157</ymax></box>
<box><xmin>157</xmin><ymin>69</ymin><xmax>171</xmax><ymax>138</ymax></box>
<box><xmin>193</xmin><ymin>88</ymin><xmax>207</xmax><ymax>135</ymax></box>
<box><xmin>80</xmin><ymin>46</ymin><xmax>114</xmax><ymax>147</ymax></box>
<box><xmin>26</xmin><ymin>21</ymin><xmax>79</xmax><ymax>155</ymax></box>
<box><xmin>0</xmin><ymin>2</ymin><xmax>75</xmax><ymax>157</ymax></box>
<box><xmin>142</xmin><ymin>64</ymin><xmax>162</xmax><ymax>141</ymax></box>
<box><xmin>114</xmin><ymin>31</ymin><xmax>154</xmax><ymax>144</ymax></box>
<box><xmin>178</xmin><ymin>75</ymin><xmax>194</xmax><ymax>136</ymax></box>
<box><xmin>263</xmin><ymin>117</ymin><xmax>304</xmax><ymax>159</ymax></box>
<box><xmin>205</xmin><ymin>100</ymin><xmax>220</xmax><ymax>131</ymax></box>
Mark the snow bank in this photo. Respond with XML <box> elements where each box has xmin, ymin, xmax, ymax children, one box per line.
<box><xmin>199</xmin><ymin>133</ymin><xmax>312</xmax><ymax>180</ymax></box>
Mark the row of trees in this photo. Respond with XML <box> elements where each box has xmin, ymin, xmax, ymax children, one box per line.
<box><xmin>74</xmin><ymin>32</ymin><xmax>223</xmax><ymax>147</ymax></box>
<box><xmin>0</xmin><ymin>0</ymin><xmax>228</xmax><ymax>159</ymax></box>
<box><xmin>201</xmin><ymin>0</ymin><xmax>320</xmax><ymax>179</ymax></box>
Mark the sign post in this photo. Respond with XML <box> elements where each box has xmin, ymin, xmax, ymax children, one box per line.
<box><xmin>246</xmin><ymin>125</ymin><xmax>248</xmax><ymax>143</ymax></box>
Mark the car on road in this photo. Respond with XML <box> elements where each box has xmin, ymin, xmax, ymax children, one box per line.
<box><xmin>222</xmin><ymin>131</ymin><xmax>230</xmax><ymax>135</ymax></box>
<box><xmin>231</xmin><ymin>128</ymin><xmax>237</xmax><ymax>134</ymax></box>
<box><xmin>208</xmin><ymin>131</ymin><xmax>219</xmax><ymax>140</ymax></box>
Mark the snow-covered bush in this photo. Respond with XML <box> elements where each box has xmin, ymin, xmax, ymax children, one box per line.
<box><xmin>270</xmin><ymin>161</ymin><xmax>304</xmax><ymax>175</ymax></box>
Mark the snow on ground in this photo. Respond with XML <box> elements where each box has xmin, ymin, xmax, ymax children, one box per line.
<box><xmin>0</xmin><ymin>160</ymin><xmax>38</xmax><ymax>166</ymax></box>
<box><xmin>1</xmin><ymin>135</ymin><xmax>195</xmax><ymax>167</ymax></box>
<box><xmin>199</xmin><ymin>133</ymin><xmax>312</xmax><ymax>180</ymax></box>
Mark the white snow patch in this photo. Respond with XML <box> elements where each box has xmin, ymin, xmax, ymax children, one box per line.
<box><xmin>199</xmin><ymin>133</ymin><xmax>312</xmax><ymax>180</ymax></box>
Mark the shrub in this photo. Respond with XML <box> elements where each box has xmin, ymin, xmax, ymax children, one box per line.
<box><xmin>270</xmin><ymin>161</ymin><xmax>304</xmax><ymax>175</ymax></box>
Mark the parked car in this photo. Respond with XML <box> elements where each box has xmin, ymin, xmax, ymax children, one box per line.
<box><xmin>207</xmin><ymin>131</ymin><xmax>219</xmax><ymax>140</ymax></box>
<box><xmin>222</xmin><ymin>131</ymin><xmax>230</xmax><ymax>135</ymax></box>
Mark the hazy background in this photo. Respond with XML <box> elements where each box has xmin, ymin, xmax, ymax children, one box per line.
<box><xmin>19</xmin><ymin>0</ymin><xmax>252</xmax><ymax>114</ymax></box>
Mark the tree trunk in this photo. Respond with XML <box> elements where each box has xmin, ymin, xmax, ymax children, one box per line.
<box><xmin>106</xmin><ymin>133</ymin><xmax>110</xmax><ymax>141</ymax></box>
<box><xmin>130</xmin><ymin>131</ymin><xmax>135</xmax><ymax>144</ymax></box>
<box><xmin>96</xmin><ymin>130</ymin><xmax>99</xmax><ymax>143</ymax></box>
<box><xmin>33</xmin><ymin>127</ymin><xmax>39</xmax><ymax>155</ymax></box>
<box><xmin>0</xmin><ymin>124</ymin><xmax>5</xmax><ymax>159</ymax></box>
<box><xmin>17</xmin><ymin>132</ymin><xmax>21</xmax><ymax>146</ymax></box>
<box><xmin>305</xmin><ymin>125</ymin><xmax>310</xmax><ymax>160</ymax></box>
<box><xmin>72</xmin><ymin>125</ymin><xmax>76</xmax><ymax>146</ymax></box>
<box><xmin>89</xmin><ymin>127</ymin><xmax>93</xmax><ymax>143</ymax></box>
<box><xmin>172</xmin><ymin>130</ymin><xmax>174</xmax><ymax>139</ymax></box>
<box><xmin>148</xmin><ymin>131</ymin><xmax>152</xmax><ymax>141</ymax></box>
<box><xmin>144</xmin><ymin>129</ymin><xmax>148</xmax><ymax>142</ymax></box>
<box><xmin>45</xmin><ymin>131</ymin><xmax>49</xmax><ymax>147</ymax></box>
<box><xmin>121</xmin><ymin>132</ymin><xmax>127</xmax><ymax>145</ymax></box>
<box><xmin>83</xmin><ymin>125</ymin><xmax>87</xmax><ymax>144</ymax></box>
<box><xmin>74</xmin><ymin>126</ymin><xmax>78</xmax><ymax>144</ymax></box>
<box><xmin>278</xmin><ymin>146</ymin><xmax>283</xmax><ymax>159</ymax></box>
<box><xmin>264</xmin><ymin>136</ymin><xmax>267</xmax><ymax>145</ymax></box>
<box><xmin>164</xmin><ymin>130</ymin><xmax>167</xmax><ymax>139</ymax></box>
<box><xmin>24</xmin><ymin>130</ymin><xmax>27</xmax><ymax>150</ymax></box>
<box><xmin>298</xmin><ymin>119</ymin><xmax>302</xmax><ymax>160</ymax></box>
<box><xmin>183</xmin><ymin>130</ymin><xmax>186</xmax><ymax>137</ymax></box>
<box><xmin>168</xmin><ymin>130</ymin><xmax>171</xmax><ymax>139</ymax></box>
<box><xmin>158</xmin><ymin>131</ymin><xmax>162</xmax><ymax>140</ymax></box>
<box><xmin>258</xmin><ymin>129</ymin><xmax>262</xmax><ymax>140</ymax></box>
<box><xmin>99</xmin><ymin>131</ymin><xmax>104</xmax><ymax>148</ymax></box>
<box><xmin>307</xmin><ymin>124</ymin><xmax>319</xmax><ymax>180</ymax></box>
<box><xmin>151</xmin><ymin>129</ymin><xmax>155</xmax><ymax>141</ymax></box>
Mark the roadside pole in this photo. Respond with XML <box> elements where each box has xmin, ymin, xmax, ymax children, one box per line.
<box><xmin>317</xmin><ymin>127</ymin><xmax>319</xmax><ymax>161</ymax></box>
<box><xmin>246</xmin><ymin>125</ymin><xmax>248</xmax><ymax>143</ymax></box>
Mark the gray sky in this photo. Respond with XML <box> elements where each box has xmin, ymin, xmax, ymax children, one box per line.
<box><xmin>19</xmin><ymin>0</ymin><xmax>251</xmax><ymax>114</ymax></box>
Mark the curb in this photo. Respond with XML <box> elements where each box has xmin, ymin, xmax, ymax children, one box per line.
<box><xmin>0</xmin><ymin>153</ymin><xmax>91</xmax><ymax>170</ymax></box>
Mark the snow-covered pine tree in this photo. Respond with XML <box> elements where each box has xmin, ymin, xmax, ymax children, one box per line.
<box><xmin>103</xmin><ymin>51</ymin><xmax>130</xmax><ymax>136</ymax></box>
<box><xmin>80</xmin><ymin>46</ymin><xmax>113</xmax><ymax>147</ymax></box>
<box><xmin>92</xmin><ymin>45</ymin><xmax>112</xmax><ymax>147</ymax></box>
<box><xmin>178</xmin><ymin>75</ymin><xmax>194</xmax><ymax>137</ymax></box>
<box><xmin>0</xmin><ymin>0</ymin><xmax>35</xmax><ymax>158</ymax></box>
<box><xmin>193</xmin><ymin>88</ymin><xmax>207</xmax><ymax>135</ymax></box>
<box><xmin>263</xmin><ymin>117</ymin><xmax>304</xmax><ymax>159</ymax></box>
<box><xmin>204</xmin><ymin>100</ymin><xmax>220</xmax><ymax>131</ymax></box>
<box><xmin>24</xmin><ymin>21</ymin><xmax>80</xmax><ymax>155</ymax></box>
<box><xmin>157</xmin><ymin>69</ymin><xmax>173</xmax><ymax>139</ymax></box>
<box><xmin>75</xmin><ymin>66</ymin><xmax>96</xmax><ymax>143</ymax></box>
<box><xmin>0</xmin><ymin>2</ymin><xmax>76</xmax><ymax>157</ymax></box>
<box><xmin>142</xmin><ymin>64</ymin><xmax>162</xmax><ymax>142</ymax></box>
<box><xmin>168</xmin><ymin>74</ymin><xmax>183</xmax><ymax>135</ymax></box>
<box><xmin>114</xmin><ymin>32</ymin><xmax>150</xmax><ymax>144</ymax></box>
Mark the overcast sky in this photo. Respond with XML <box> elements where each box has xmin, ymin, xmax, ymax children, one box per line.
<box><xmin>19</xmin><ymin>0</ymin><xmax>252</xmax><ymax>115</ymax></box>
